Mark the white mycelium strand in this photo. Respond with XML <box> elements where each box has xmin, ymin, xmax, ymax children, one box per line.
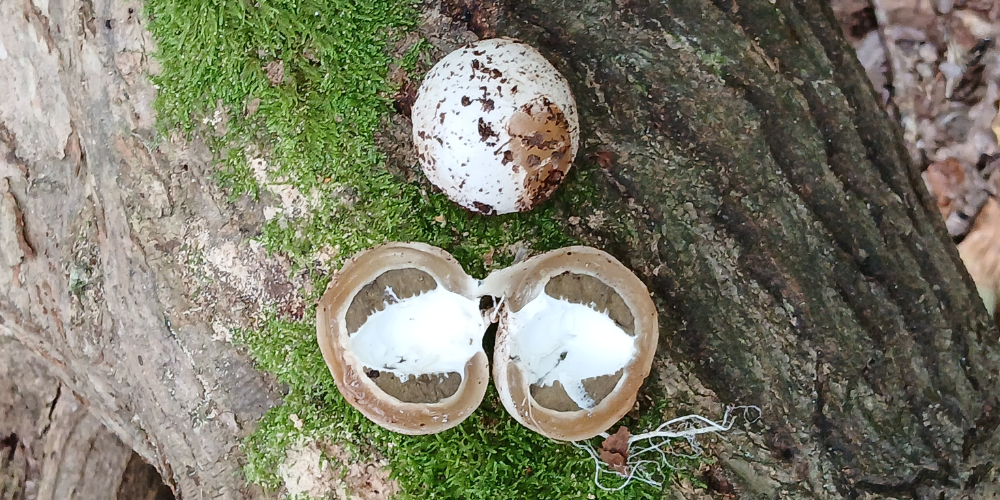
<box><xmin>573</xmin><ymin>406</ymin><xmax>762</xmax><ymax>491</ymax></box>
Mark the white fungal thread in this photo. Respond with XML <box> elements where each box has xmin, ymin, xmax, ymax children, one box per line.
<box><xmin>488</xmin><ymin>293</ymin><xmax>506</xmax><ymax>324</ymax></box>
<box><xmin>572</xmin><ymin>405</ymin><xmax>762</xmax><ymax>491</ymax></box>
<box><xmin>522</xmin><ymin>393</ymin><xmax>541</xmax><ymax>430</ymax></box>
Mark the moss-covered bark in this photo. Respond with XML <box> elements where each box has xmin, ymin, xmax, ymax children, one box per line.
<box><xmin>467</xmin><ymin>0</ymin><xmax>1000</xmax><ymax>496</ymax></box>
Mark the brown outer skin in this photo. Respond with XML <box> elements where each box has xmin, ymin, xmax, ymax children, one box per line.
<box><xmin>508</xmin><ymin>97</ymin><xmax>574</xmax><ymax>212</ymax></box>
<box><xmin>488</xmin><ymin>246</ymin><xmax>659</xmax><ymax>441</ymax></box>
<box><xmin>316</xmin><ymin>242</ymin><xmax>489</xmax><ymax>435</ymax></box>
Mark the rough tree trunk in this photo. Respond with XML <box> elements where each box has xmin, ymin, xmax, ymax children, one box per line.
<box><xmin>492</xmin><ymin>0</ymin><xmax>1000</xmax><ymax>497</ymax></box>
<box><xmin>0</xmin><ymin>0</ymin><xmax>282</xmax><ymax>496</ymax></box>
<box><xmin>2</xmin><ymin>0</ymin><xmax>998</xmax><ymax>498</ymax></box>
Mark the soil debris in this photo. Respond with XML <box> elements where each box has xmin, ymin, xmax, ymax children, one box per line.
<box><xmin>265</xmin><ymin>59</ymin><xmax>284</xmax><ymax>86</ymax></box>
<box><xmin>922</xmin><ymin>157</ymin><xmax>990</xmax><ymax>235</ymax></box>
<box><xmin>833</xmin><ymin>0</ymin><xmax>1000</xmax><ymax>309</ymax></box>
<box><xmin>598</xmin><ymin>426</ymin><xmax>630</xmax><ymax>475</ymax></box>
<box><xmin>279</xmin><ymin>441</ymin><xmax>399</xmax><ymax>500</ymax></box>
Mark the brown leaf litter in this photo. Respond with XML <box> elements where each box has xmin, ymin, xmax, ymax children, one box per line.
<box><xmin>832</xmin><ymin>0</ymin><xmax>1000</xmax><ymax>316</ymax></box>
<box><xmin>265</xmin><ymin>59</ymin><xmax>285</xmax><ymax>86</ymax></box>
<box><xmin>599</xmin><ymin>426</ymin><xmax>631</xmax><ymax>476</ymax></box>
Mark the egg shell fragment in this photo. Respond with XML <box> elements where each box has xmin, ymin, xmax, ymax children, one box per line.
<box><xmin>412</xmin><ymin>38</ymin><xmax>580</xmax><ymax>215</ymax></box>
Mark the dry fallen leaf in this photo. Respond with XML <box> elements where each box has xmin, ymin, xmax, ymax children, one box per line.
<box><xmin>598</xmin><ymin>449</ymin><xmax>627</xmax><ymax>476</ymax></box>
<box><xmin>602</xmin><ymin>426</ymin><xmax>630</xmax><ymax>455</ymax></box>
<box><xmin>265</xmin><ymin>60</ymin><xmax>285</xmax><ymax>86</ymax></box>
<box><xmin>592</xmin><ymin>150</ymin><xmax>614</xmax><ymax>170</ymax></box>
<box><xmin>958</xmin><ymin>197</ymin><xmax>1000</xmax><ymax>316</ymax></box>
<box><xmin>923</xmin><ymin>158</ymin><xmax>989</xmax><ymax>236</ymax></box>
<box><xmin>599</xmin><ymin>426</ymin><xmax>630</xmax><ymax>475</ymax></box>
<box><xmin>992</xmin><ymin>108</ymin><xmax>1000</xmax><ymax>142</ymax></box>
<box><xmin>924</xmin><ymin>158</ymin><xmax>966</xmax><ymax>220</ymax></box>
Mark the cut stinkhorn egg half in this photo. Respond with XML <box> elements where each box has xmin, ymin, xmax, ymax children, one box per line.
<box><xmin>316</xmin><ymin>242</ymin><xmax>489</xmax><ymax>435</ymax></box>
<box><xmin>483</xmin><ymin>246</ymin><xmax>659</xmax><ymax>441</ymax></box>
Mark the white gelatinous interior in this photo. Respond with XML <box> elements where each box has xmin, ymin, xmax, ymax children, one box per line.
<box><xmin>349</xmin><ymin>287</ymin><xmax>485</xmax><ymax>382</ymax></box>
<box><xmin>411</xmin><ymin>38</ymin><xmax>579</xmax><ymax>214</ymax></box>
<box><xmin>508</xmin><ymin>293</ymin><xmax>636</xmax><ymax>409</ymax></box>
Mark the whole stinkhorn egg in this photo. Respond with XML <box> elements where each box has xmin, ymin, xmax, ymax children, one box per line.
<box><xmin>411</xmin><ymin>38</ymin><xmax>580</xmax><ymax>215</ymax></box>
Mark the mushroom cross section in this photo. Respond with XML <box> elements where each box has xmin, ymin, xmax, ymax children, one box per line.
<box><xmin>483</xmin><ymin>246</ymin><xmax>659</xmax><ymax>441</ymax></box>
<box><xmin>316</xmin><ymin>242</ymin><xmax>490</xmax><ymax>435</ymax></box>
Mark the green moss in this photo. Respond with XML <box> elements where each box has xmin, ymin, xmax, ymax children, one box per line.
<box><xmin>235</xmin><ymin>312</ymin><xmax>686</xmax><ymax>500</ymax></box>
<box><xmin>694</xmin><ymin>48</ymin><xmax>728</xmax><ymax>78</ymax></box>
<box><xmin>146</xmin><ymin>0</ymin><xmax>699</xmax><ymax>497</ymax></box>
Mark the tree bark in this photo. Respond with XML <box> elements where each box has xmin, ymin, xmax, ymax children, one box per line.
<box><xmin>0</xmin><ymin>0</ymin><xmax>283</xmax><ymax>497</ymax></box>
<box><xmin>482</xmin><ymin>0</ymin><xmax>1000</xmax><ymax>497</ymax></box>
<box><xmin>2</xmin><ymin>0</ymin><xmax>998</xmax><ymax>498</ymax></box>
